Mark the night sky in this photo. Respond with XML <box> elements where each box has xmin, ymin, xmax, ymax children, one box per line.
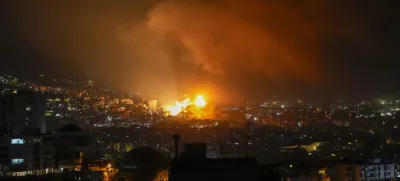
<box><xmin>0</xmin><ymin>0</ymin><xmax>399</xmax><ymax>103</ymax></box>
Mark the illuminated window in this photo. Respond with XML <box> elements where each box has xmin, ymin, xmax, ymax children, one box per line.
<box><xmin>12</xmin><ymin>159</ymin><xmax>24</xmax><ymax>164</ymax></box>
<box><xmin>11</xmin><ymin>139</ymin><xmax>24</xmax><ymax>144</ymax></box>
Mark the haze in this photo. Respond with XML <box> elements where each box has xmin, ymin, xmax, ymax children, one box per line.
<box><xmin>1</xmin><ymin>0</ymin><xmax>399</xmax><ymax>104</ymax></box>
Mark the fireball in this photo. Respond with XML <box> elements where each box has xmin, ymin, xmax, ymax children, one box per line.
<box><xmin>163</xmin><ymin>94</ymin><xmax>207</xmax><ymax>116</ymax></box>
<box><xmin>194</xmin><ymin>95</ymin><xmax>206</xmax><ymax>107</ymax></box>
<box><xmin>165</xmin><ymin>101</ymin><xmax>182</xmax><ymax>116</ymax></box>
<box><xmin>181</xmin><ymin>97</ymin><xmax>191</xmax><ymax>108</ymax></box>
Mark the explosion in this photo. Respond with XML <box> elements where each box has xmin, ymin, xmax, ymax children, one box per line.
<box><xmin>167</xmin><ymin>101</ymin><xmax>183</xmax><ymax>116</ymax></box>
<box><xmin>164</xmin><ymin>95</ymin><xmax>207</xmax><ymax>117</ymax></box>
<box><xmin>194</xmin><ymin>95</ymin><xmax>206</xmax><ymax>107</ymax></box>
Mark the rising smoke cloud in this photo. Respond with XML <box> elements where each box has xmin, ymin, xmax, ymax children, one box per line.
<box><xmin>119</xmin><ymin>0</ymin><xmax>321</xmax><ymax>103</ymax></box>
<box><xmin>2</xmin><ymin>0</ymin><xmax>365</xmax><ymax>103</ymax></box>
<box><xmin>147</xmin><ymin>0</ymin><xmax>320</xmax><ymax>77</ymax></box>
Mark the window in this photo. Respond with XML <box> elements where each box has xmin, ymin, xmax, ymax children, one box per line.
<box><xmin>11</xmin><ymin>159</ymin><xmax>24</xmax><ymax>164</ymax></box>
<box><xmin>11</xmin><ymin>139</ymin><xmax>24</xmax><ymax>144</ymax></box>
<box><xmin>384</xmin><ymin>165</ymin><xmax>389</xmax><ymax>169</ymax></box>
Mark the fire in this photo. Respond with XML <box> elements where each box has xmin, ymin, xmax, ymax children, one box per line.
<box><xmin>181</xmin><ymin>97</ymin><xmax>191</xmax><ymax>108</ymax></box>
<box><xmin>194</xmin><ymin>95</ymin><xmax>206</xmax><ymax>107</ymax></box>
<box><xmin>166</xmin><ymin>101</ymin><xmax>182</xmax><ymax>116</ymax></box>
<box><xmin>163</xmin><ymin>95</ymin><xmax>207</xmax><ymax>116</ymax></box>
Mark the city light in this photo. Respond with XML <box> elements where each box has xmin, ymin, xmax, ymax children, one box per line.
<box><xmin>1</xmin><ymin>1</ymin><xmax>398</xmax><ymax>179</ymax></box>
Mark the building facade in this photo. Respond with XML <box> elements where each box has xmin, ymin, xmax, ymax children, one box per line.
<box><xmin>0</xmin><ymin>91</ymin><xmax>46</xmax><ymax>136</ymax></box>
<box><xmin>330</xmin><ymin>164</ymin><xmax>361</xmax><ymax>181</ymax></box>
<box><xmin>360</xmin><ymin>159</ymin><xmax>396</xmax><ymax>181</ymax></box>
<box><xmin>55</xmin><ymin>124</ymin><xmax>98</xmax><ymax>171</ymax></box>
<box><xmin>0</xmin><ymin>91</ymin><xmax>55</xmax><ymax>176</ymax></box>
<box><xmin>329</xmin><ymin>159</ymin><xmax>397</xmax><ymax>181</ymax></box>
<box><xmin>0</xmin><ymin>134</ymin><xmax>55</xmax><ymax>176</ymax></box>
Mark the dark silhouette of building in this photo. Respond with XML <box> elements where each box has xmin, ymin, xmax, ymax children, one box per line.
<box><xmin>169</xmin><ymin>142</ymin><xmax>280</xmax><ymax>181</ymax></box>
<box><xmin>54</xmin><ymin>124</ymin><xmax>97</xmax><ymax>171</ymax></box>
<box><xmin>181</xmin><ymin>143</ymin><xmax>206</xmax><ymax>159</ymax></box>
<box><xmin>0</xmin><ymin>90</ymin><xmax>46</xmax><ymax>136</ymax></box>
<box><xmin>170</xmin><ymin>157</ymin><xmax>260</xmax><ymax>181</ymax></box>
<box><xmin>172</xmin><ymin>134</ymin><xmax>181</xmax><ymax>158</ymax></box>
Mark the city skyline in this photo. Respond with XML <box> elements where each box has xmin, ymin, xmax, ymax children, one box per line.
<box><xmin>1</xmin><ymin>1</ymin><xmax>400</xmax><ymax>180</ymax></box>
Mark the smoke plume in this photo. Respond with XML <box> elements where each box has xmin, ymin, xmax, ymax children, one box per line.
<box><xmin>119</xmin><ymin>0</ymin><xmax>321</xmax><ymax>103</ymax></box>
<box><xmin>2</xmin><ymin>0</ymin><xmax>373</xmax><ymax>103</ymax></box>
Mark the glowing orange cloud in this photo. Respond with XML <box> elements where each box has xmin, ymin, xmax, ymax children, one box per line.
<box><xmin>145</xmin><ymin>0</ymin><xmax>320</xmax><ymax>81</ymax></box>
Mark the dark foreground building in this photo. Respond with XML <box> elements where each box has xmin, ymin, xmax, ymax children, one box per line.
<box><xmin>169</xmin><ymin>142</ymin><xmax>280</xmax><ymax>181</ymax></box>
<box><xmin>170</xmin><ymin>158</ymin><xmax>260</xmax><ymax>181</ymax></box>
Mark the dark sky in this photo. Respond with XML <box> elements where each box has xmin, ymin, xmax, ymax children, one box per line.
<box><xmin>0</xmin><ymin>0</ymin><xmax>399</xmax><ymax>103</ymax></box>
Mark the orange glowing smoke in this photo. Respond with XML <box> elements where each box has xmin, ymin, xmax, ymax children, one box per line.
<box><xmin>145</xmin><ymin>0</ymin><xmax>320</xmax><ymax>81</ymax></box>
<box><xmin>164</xmin><ymin>95</ymin><xmax>207</xmax><ymax>117</ymax></box>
